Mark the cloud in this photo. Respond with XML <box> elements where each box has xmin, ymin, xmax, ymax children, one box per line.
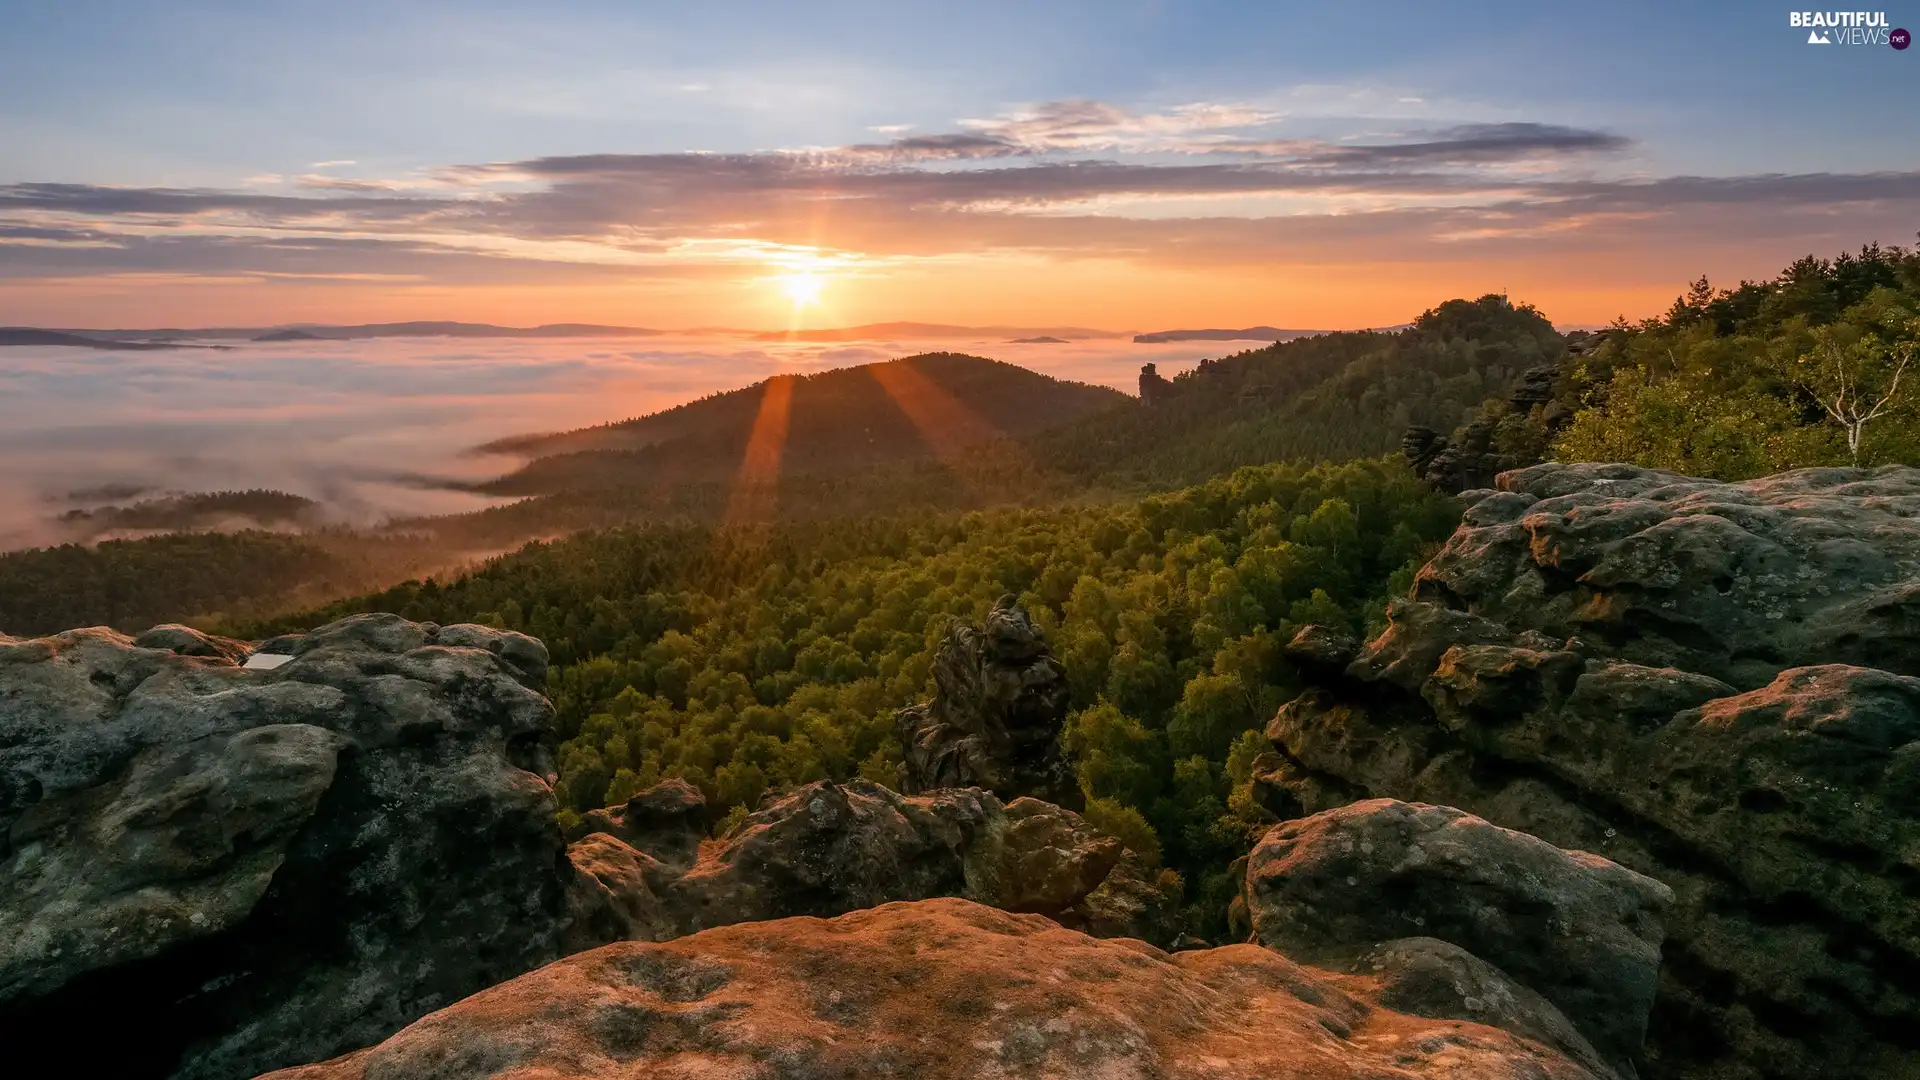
<box><xmin>0</xmin><ymin>333</ymin><xmax>1229</xmax><ymax>551</ymax></box>
<box><xmin>0</xmin><ymin>97</ymin><xmax>1915</xmax><ymax>298</ymax></box>
<box><xmin>1212</xmin><ymin>123</ymin><xmax>1632</xmax><ymax>166</ymax></box>
<box><xmin>958</xmin><ymin>99</ymin><xmax>1283</xmax><ymax>153</ymax></box>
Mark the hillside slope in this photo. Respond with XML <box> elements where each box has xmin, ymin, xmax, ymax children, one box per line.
<box><xmin>473</xmin><ymin>352</ymin><xmax>1127</xmax><ymax>494</ymax></box>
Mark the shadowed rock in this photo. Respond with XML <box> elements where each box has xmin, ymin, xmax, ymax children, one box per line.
<box><xmin>895</xmin><ymin>595</ymin><xmax>1079</xmax><ymax>808</ymax></box>
<box><xmin>1261</xmin><ymin>463</ymin><xmax>1920</xmax><ymax>1080</ymax></box>
<box><xmin>567</xmin><ymin>779</ymin><xmax>1140</xmax><ymax>945</ymax></box>
<box><xmin>1246</xmin><ymin>798</ymin><xmax>1670</xmax><ymax>1076</ymax></box>
<box><xmin>0</xmin><ymin>614</ymin><xmax>564</xmax><ymax>1080</ymax></box>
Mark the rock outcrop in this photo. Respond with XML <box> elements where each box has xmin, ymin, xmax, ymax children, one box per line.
<box><xmin>1404</xmin><ymin>364</ymin><xmax>1567</xmax><ymax>494</ymax></box>
<box><xmin>1247</xmin><ymin>798</ymin><xmax>1671</xmax><ymax>1076</ymax></box>
<box><xmin>1138</xmin><ymin>360</ymin><xmax>1176</xmax><ymax>404</ymax></box>
<box><xmin>0</xmin><ymin>614</ymin><xmax>570</xmax><ymax>1080</ymax></box>
<box><xmin>895</xmin><ymin>595</ymin><xmax>1079</xmax><ymax>807</ymax></box>
<box><xmin>266</xmin><ymin>898</ymin><xmax>1614</xmax><ymax>1080</ymax></box>
<box><xmin>1256</xmin><ymin>463</ymin><xmax>1920</xmax><ymax>1079</ymax></box>
<box><xmin>567</xmin><ymin>778</ymin><xmax>1141</xmax><ymax>946</ymax></box>
<box><xmin>2</xmin><ymin>611</ymin><xmax>1177</xmax><ymax>1079</ymax></box>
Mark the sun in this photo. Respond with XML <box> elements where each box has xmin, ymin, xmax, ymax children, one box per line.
<box><xmin>778</xmin><ymin>271</ymin><xmax>825</xmax><ymax>307</ymax></box>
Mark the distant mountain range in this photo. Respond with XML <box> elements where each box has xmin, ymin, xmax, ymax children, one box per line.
<box><xmin>0</xmin><ymin>328</ymin><xmax>204</xmax><ymax>350</ymax></box>
<box><xmin>1132</xmin><ymin>326</ymin><xmax>1329</xmax><ymax>343</ymax></box>
<box><xmin>1131</xmin><ymin>325</ymin><xmax>1415</xmax><ymax>343</ymax></box>
<box><xmin>6</xmin><ymin>322</ymin><xmax>666</xmax><ymax>344</ymax></box>
<box><xmin>747</xmin><ymin>322</ymin><xmax>1129</xmax><ymax>342</ymax></box>
<box><xmin>2</xmin><ymin>320</ymin><xmax>1137</xmax><ymax>346</ymax></box>
<box><xmin>4</xmin><ymin>320</ymin><xmax>1428</xmax><ymax>350</ymax></box>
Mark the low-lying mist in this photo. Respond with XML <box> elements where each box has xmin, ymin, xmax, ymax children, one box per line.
<box><xmin>0</xmin><ymin>333</ymin><xmax>1221</xmax><ymax>552</ymax></box>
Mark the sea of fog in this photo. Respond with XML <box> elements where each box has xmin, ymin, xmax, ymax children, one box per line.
<box><xmin>0</xmin><ymin>333</ymin><xmax>1234</xmax><ymax>550</ymax></box>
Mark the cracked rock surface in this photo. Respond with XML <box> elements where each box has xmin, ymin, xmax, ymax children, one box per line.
<box><xmin>1256</xmin><ymin>463</ymin><xmax>1920</xmax><ymax>1080</ymax></box>
<box><xmin>266</xmin><ymin>897</ymin><xmax>1613</xmax><ymax>1080</ymax></box>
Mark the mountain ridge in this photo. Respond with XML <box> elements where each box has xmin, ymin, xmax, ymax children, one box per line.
<box><xmin>470</xmin><ymin>351</ymin><xmax>1126</xmax><ymax>493</ymax></box>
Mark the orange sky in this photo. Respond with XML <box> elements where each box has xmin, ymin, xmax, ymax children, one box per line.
<box><xmin>0</xmin><ymin>247</ymin><xmax>1840</xmax><ymax>332</ymax></box>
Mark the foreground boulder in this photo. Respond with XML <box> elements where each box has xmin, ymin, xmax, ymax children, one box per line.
<box><xmin>896</xmin><ymin>594</ymin><xmax>1079</xmax><ymax>807</ymax></box>
<box><xmin>1247</xmin><ymin>799</ymin><xmax>1671</xmax><ymax>1076</ymax></box>
<box><xmin>1258</xmin><ymin>463</ymin><xmax>1920</xmax><ymax>1079</ymax></box>
<box><xmin>266</xmin><ymin>898</ymin><xmax>1612</xmax><ymax>1080</ymax></box>
<box><xmin>0</xmin><ymin>614</ymin><xmax>568</xmax><ymax>1080</ymax></box>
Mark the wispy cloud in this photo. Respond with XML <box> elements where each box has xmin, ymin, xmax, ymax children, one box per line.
<box><xmin>0</xmin><ymin>98</ymin><xmax>1913</xmax><ymax>306</ymax></box>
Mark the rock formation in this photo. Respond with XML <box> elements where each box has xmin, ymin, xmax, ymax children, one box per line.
<box><xmin>1404</xmin><ymin>364</ymin><xmax>1568</xmax><ymax>493</ymax></box>
<box><xmin>565</xmin><ymin>777</ymin><xmax>1152</xmax><ymax>946</ymax></box>
<box><xmin>265</xmin><ymin>898</ymin><xmax>1615</xmax><ymax>1080</ymax></box>
<box><xmin>0</xmin><ymin>612</ymin><xmax>1172</xmax><ymax>1079</ymax></box>
<box><xmin>1255</xmin><ymin>463</ymin><xmax>1920</xmax><ymax>1079</ymax></box>
<box><xmin>1138</xmin><ymin>360</ymin><xmax>1176</xmax><ymax>404</ymax></box>
<box><xmin>6</xmin><ymin>602</ymin><xmax>1686</xmax><ymax>1080</ymax></box>
<box><xmin>0</xmin><ymin>614</ymin><xmax>569</xmax><ymax>1080</ymax></box>
<box><xmin>895</xmin><ymin>595</ymin><xmax>1079</xmax><ymax>808</ymax></box>
<box><xmin>1246</xmin><ymin>798</ymin><xmax>1671</xmax><ymax>1077</ymax></box>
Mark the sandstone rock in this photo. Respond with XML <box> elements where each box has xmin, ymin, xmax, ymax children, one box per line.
<box><xmin>567</xmin><ymin>779</ymin><xmax>1138</xmax><ymax>945</ymax></box>
<box><xmin>0</xmin><ymin>614</ymin><xmax>567</xmax><ymax>1080</ymax></box>
<box><xmin>265</xmin><ymin>898</ymin><xmax>1611</xmax><ymax>1080</ymax></box>
<box><xmin>1345</xmin><ymin>936</ymin><xmax>1619</xmax><ymax>1080</ymax></box>
<box><xmin>1139</xmin><ymin>360</ymin><xmax>1176</xmax><ymax>404</ymax></box>
<box><xmin>895</xmin><ymin>594</ymin><xmax>1079</xmax><ymax>807</ymax></box>
<box><xmin>962</xmin><ymin>796</ymin><xmax>1122</xmax><ymax>913</ymax></box>
<box><xmin>131</xmin><ymin>624</ymin><xmax>252</xmax><ymax>663</ymax></box>
<box><xmin>1283</xmin><ymin>623</ymin><xmax>1360</xmax><ymax>677</ymax></box>
<box><xmin>1404</xmin><ymin>365</ymin><xmax>1566</xmax><ymax>494</ymax></box>
<box><xmin>1263</xmin><ymin>463</ymin><xmax>1920</xmax><ymax>1079</ymax></box>
<box><xmin>572</xmin><ymin>775</ymin><xmax>707</xmax><ymax>870</ymax></box>
<box><xmin>1416</xmin><ymin>462</ymin><xmax>1920</xmax><ymax>688</ymax></box>
<box><xmin>1247</xmin><ymin>799</ymin><xmax>1670</xmax><ymax>1074</ymax></box>
<box><xmin>1066</xmin><ymin>850</ymin><xmax>1186</xmax><ymax>943</ymax></box>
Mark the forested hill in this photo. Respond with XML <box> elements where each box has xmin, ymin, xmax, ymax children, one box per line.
<box><xmin>1551</xmin><ymin>242</ymin><xmax>1920</xmax><ymax>477</ymax></box>
<box><xmin>0</xmin><ymin>297</ymin><xmax>1572</xmax><ymax>634</ymax></box>
<box><xmin>472</xmin><ymin>351</ymin><xmax>1126</xmax><ymax>494</ymax></box>
<box><xmin>1019</xmin><ymin>294</ymin><xmax>1566</xmax><ymax>490</ymax></box>
<box><xmin>459</xmin><ymin>296</ymin><xmax>1565</xmax><ymax>524</ymax></box>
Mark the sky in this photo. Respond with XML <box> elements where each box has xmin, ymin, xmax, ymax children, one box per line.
<box><xmin>1</xmin><ymin>0</ymin><xmax>1918</xmax><ymax>330</ymax></box>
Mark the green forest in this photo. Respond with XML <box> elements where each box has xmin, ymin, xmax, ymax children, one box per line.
<box><xmin>1554</xmin><ymin>243</ymin><xmax>1920</xmax><ymax>477</ymax></box>
<box><xmin>237</xmin><ymin>457</ymin><xmax>1460</xmax><ymax>928</ymax></box>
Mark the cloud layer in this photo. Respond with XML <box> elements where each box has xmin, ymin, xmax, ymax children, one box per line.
<box><xmin>4</xmin><ymin>97</ymin><xmax>1913</xmax><ymax>322</ymax></box>
<box><xmin>0</xmin><ymin>333</ymin><xmax>1229</xmax><ymax>551</ymax></box>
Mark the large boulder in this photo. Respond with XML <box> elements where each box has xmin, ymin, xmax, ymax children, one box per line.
<box><xmin>1421</xmin><ymin>462</ymin><xmax>1920</xmax><ymax>688</ymax></box>
<box><xmin>1246</xmin><ymin>799</ymin><xmax>1671</xmax><ymax>1076</ymax></box>
<box><xmin>0</xmin><ymin>614</ymin><xmax>568</xmax><ymax>1080</ymax></box>
<box><xmin>265</xmin><ymin>898</ymin><xmax>1613</xmax><ymax>1080</ymax></box>
<box><xmin>567</xmin><ymin>778</ymin><xmax>1140</xmax><ymax>944</ymax></box>
<box><xmin>1260</xmin><ymin>463</ymin><xmax>1920</xmax><ymax>1079</ymax></box>
<box><xmin>895</xmin><ymin>594</ymin><xmax>1079</xmax><ymax>807</ymax></box>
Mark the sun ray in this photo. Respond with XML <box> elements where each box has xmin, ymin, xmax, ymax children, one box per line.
<box><xmin>868</xmin><ymin>360</ymin><xmax>1005</xmax><ymax>462</ymax></box>
<box><xmin>780</xmin><ymin>271</ymin><xmax>825</xmax><ymax>307</ymax></box>
<box><xmin>723</xmin><ymin>373</ymin><xmax>796</xmax><ymax>526</ymax></box>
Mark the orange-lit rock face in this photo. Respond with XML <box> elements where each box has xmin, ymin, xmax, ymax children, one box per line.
<box><xmin>270</xmin><ymin>898</ymin><xmax>1604</xmax><ymax>1080</ymax></box>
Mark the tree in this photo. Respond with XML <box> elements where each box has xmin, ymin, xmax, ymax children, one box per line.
<box><xmin>1789</xmin><ymin>318</ymin><xmax>1916</xmax><ymax>465</ymax></box>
